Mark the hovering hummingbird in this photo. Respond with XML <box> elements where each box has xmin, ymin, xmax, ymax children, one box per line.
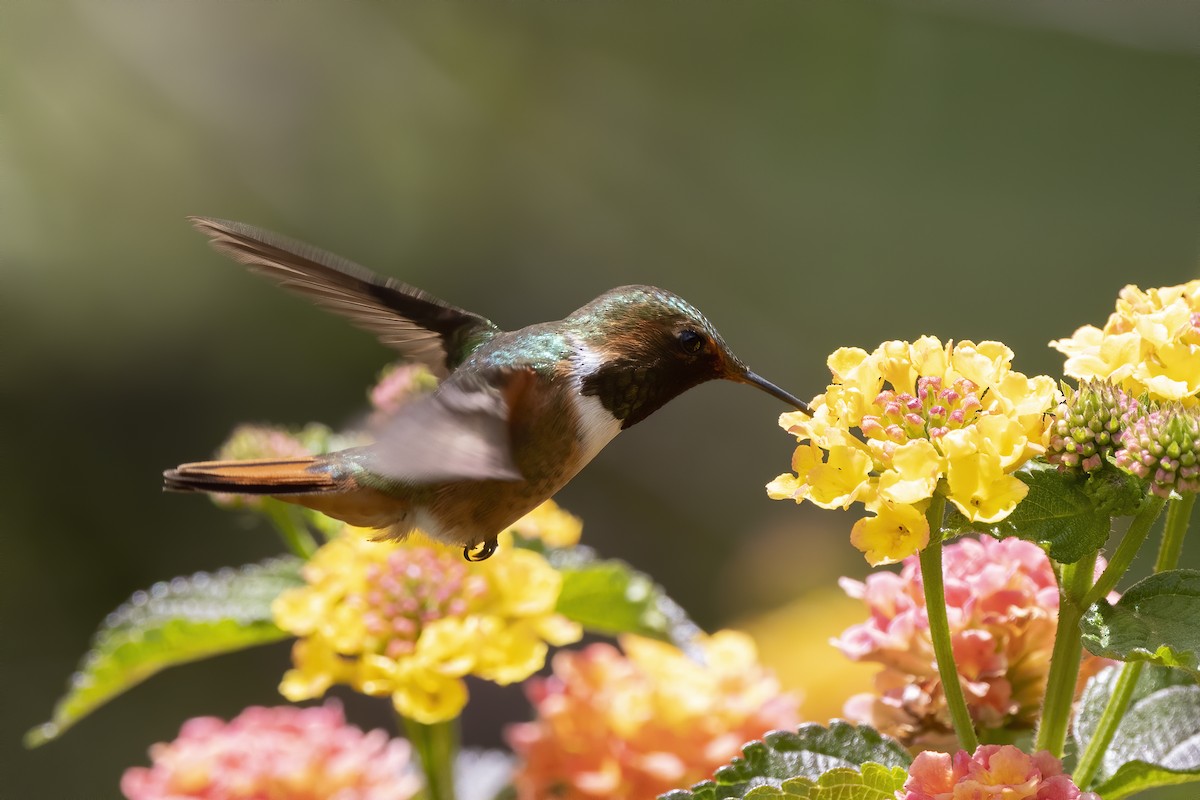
<box><xmin>165</xmin><ymin>218</ymin><xmax>810</xmax><ymax>560</ymax></box>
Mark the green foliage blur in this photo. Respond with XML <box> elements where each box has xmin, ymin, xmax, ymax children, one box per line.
<box><xmin>3</xmin><ymin>1</ymin><xmax>1197</xmax><ymax>796</ymax></box>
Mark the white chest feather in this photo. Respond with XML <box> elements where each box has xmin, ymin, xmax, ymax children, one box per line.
<box><xmin>569</xmin><ymin>340</ymin><xmax>622</xmax><ymax>465</ymax></box>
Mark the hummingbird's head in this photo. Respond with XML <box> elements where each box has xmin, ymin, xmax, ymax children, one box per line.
<box><xmin>569</xmin><ymin>286</ymin><xmax>810</xmax><ymax>429</ymax></box>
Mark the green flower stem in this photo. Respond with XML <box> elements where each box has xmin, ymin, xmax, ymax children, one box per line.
<box><xmin>1154</xmin><ymin>493</ymin><xmax>1195</xmax><ymax>573</ymax></box>
<box><xmin>1034</xmin><ymin>550</ymin><xmax>1096</xmax><ymax>757</ymax></box>
<box><xmin>262</xmin><ymin>500</ymin><xmax>319</xmax><ymax>560</ymax></box>
<box><xmin>1072</xmin><ymin>493</ymin><xmax>1194</xmax><ymax>788</ymax></box>
<box><xmin>918</xmin><ymin>494</ymin><xmax>979</xmax><ymax>752</ymax></box>
<box><xmin>402</xmin><ymin>714</ymin><xmax>459</xmax><ymax>800</ymax></box>
<box><xmin>1080</xmin><ymin>496</ymin><xmax>1166</xmax><ymax>611</ymax></box>
<box><xmin>1073</xmin><ymin>660</ymin><xmax>1143</xmax><ymax>788</ymax></box>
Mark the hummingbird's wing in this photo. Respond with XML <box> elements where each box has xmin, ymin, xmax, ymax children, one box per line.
<box><xmin>189</xmin><ymin>217</ymin><xmax>502</xmax><ymax>376</ymax></box>
<box><xmin>365</xmin><ymin>368</ymin><xmax>538</xmax><ymax>483</ymax></box>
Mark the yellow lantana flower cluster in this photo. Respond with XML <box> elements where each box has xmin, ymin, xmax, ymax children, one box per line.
<box><xmin>272</xmin><ymin>512</ymin><xmax>582</xmax><ymax>724</ymax></box>
<box><xmin>1050</xmin><ymin>280</ymin><xmax>1200</xmax><ymax>403</ymax></box>
<box><xmin>769</xmin><ymin>337</ymin><xmax>1056</xmax><ymax>565</ymax></box>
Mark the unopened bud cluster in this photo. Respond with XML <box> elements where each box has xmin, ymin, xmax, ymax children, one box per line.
<box><xmin>1115</xmin><ymin>404</ymin><xmax>1200</xmax><ymax>498</ymax></box>
<box><xmin>861</xmin><ymin>376</ymin><xmax>983</xmax><ymax>443</ymax></box>
<box><xmin>1047</xmin><ymin>380</ymin><xmax>1137</xmax><ymax>472</ymax></box>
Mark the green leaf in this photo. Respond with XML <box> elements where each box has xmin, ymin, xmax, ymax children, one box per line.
<box><xmin>740</xmin><ymin>764</ymin><xmax>908</xmax><ymax>800</ymax></box>
<box><xmin>1073</xmin><ymin>664</ymin><xmax>1200</xmax><ymax>798</ymax></box>
<box><xmin>1080</xmin><ymin>569</ymin><xmax>1200</xmax><ymax>677</ymax></box>
<box><xmin>941</xmin><ymin>460</ymin><xmax>1110</xmax><ymax>563</ymax></box>
<box><xmin>520</xmin><ymin>539</ymin><xmax>703</xmax><ymax>653</ymax></box>
<box><xmin>1093</xmin><ymin>760</ymin><xmax>1200</xmax><ymax>800</ymax></box>
<box><xmin>1074</xmin><ymin>664</ymin><xmax>1192</xmax><ymax>759</ymax></box>
<box><xmin>658</xmin><ymin>722</ymin><xmax>911</xmax><ymax>799</ymax></box>
<box><xmin>26</xmin><ymin>557</ymin><xmax>303</xmax><ymax>747</ymax></box>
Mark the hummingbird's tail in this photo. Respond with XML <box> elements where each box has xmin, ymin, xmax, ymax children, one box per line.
<box><xmin>163</xmin><ymin>456</ymin><xmax>410</xmax><ymax>530</ymax></box>
<box><xmin>163</xmin><ymin>457</ymin><xmax>338</xmax><ymax>495</ymax></box>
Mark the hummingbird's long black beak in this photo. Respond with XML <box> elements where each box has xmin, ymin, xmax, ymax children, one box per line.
<box><xmin>738</xmin><ymin>370</ymin><xmax>812</xmax><ymax>414</ymax></box>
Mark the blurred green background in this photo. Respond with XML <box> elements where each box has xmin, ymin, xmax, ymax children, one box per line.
<box><xmin>3</xmin><ymin>1</ymin><xmax>1197</xmax><ymax>796</ymax></box>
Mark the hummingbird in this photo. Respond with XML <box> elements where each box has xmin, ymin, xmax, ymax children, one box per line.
<box><xmin>164</xmin><ymin>218</ymin><xmax>810</xmax><ymax>560</ymax></box>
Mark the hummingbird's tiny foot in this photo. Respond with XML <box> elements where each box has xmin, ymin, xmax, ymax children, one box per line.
<box><xmin>463</xmin><ymin>539</ymin><xmax>498</xmax><ymax>561</ymax></box>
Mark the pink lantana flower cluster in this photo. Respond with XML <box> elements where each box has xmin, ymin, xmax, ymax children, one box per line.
<box><xmin>120</xmin><ymin>702</ymin><xmax>420</xmax><ymax>800</ymax></box>
<box><xmin>368</xmin><ymin>362</ymin><xmax>437</xmax><ymax>422</ymax></box>
<box><xmin>507</xmin><ymin>632</ymin><xmax>798</xmax><ymax>800</ymax></box>
<box><xmin>834</xmin><ymin>536</ymin><xmax>1107</xmax><ymax>747</ymax></box>
<box><xmin>902</xmin><ymin>745</ymin><xmax>1099</xmax><ymax>800</ymax></box>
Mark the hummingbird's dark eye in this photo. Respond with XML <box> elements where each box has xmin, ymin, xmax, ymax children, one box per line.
<box><xmin>678</xmin><ymin>328</ymin><xmax>705</xmax><ymax>354</ymax></box>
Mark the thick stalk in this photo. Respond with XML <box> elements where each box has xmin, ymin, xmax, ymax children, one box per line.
<box><xmin>1072</xmin><ymin>660</ymin><xmax>1143</xmax><ymax>788</ymax></box>
<box><xmin>263</xmin><ymin>500</ymin><xmax>319</xmax><ymax>559</ymax></box>
<box><xmin>1154</xmin><ymin>493</ymin><xmax>1195</xmax><ymax>573</ymax></box>
<box><xmin>1073</xmin><ymin>493</ymin><xmax>1194</xmax><ymax>788</ymax></box>
<box><xmin>402</xmin><ymin>714</ymin><xmax>459</xmax><ymax>800</ymax></box>
<box><xmin>1034</xmin><ymin>551</ymin><xmax>1096</xmax><ymax>757</ymax></box>
<box><xmin>919</xmin><ymin>495</ymin><xmax>979</xmax><ymax>751</ymax></box>
<box><xmin>1080</xmin><ymin>497</ymin><xmax>1166</xmax><ymax>610</ymax></box>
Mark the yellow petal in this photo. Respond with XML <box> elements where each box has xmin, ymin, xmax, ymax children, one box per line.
<box><xmin>357</xmin><ymin>653</ymin><xmax>403</xmax><ymax>696</ymax></box>
<box><xmin>1132</xmin><ymin>297</ymin><xmax>1191</xmax><ymax>347</ymax></box>
<box><xmin>390</xmin><ymin>668</ymin><xmax>469</xmax><ymax>724</ymax></box>
<box><xmin>766</xmin><ymin>472</ymin><xmax>804</xmax><ymax>502</ymax></box>
<box><xmin>1075</xmin><ymin>331</ymin><xmax>1141</xmax><ymax>384</ymax></box>
<box><xmin>1049</xmin><ymin>325</ymin><xmax>1103</xmax><ymax>357</ymax></box>
<box><xmin>278</xmin><ymin>667</ymin><xmax>327</xmax><ymax>702</ymax></box>
<box><xmin>807</xmin><ymin>444</ymin><xmax>873</xmax><ymax>510</ymax></box>
<box><xmin>938</xmin><ymin>427</ymin><xmax>980</xmax><ymax>461</ymax></box>
<box><xmin>875</xmin><ymin>340</ymin><xmax>919</xmax><ymax>394</ymax></box>
<box><xmin>1137</xmin><ymin>340</ymin><xmax>1200</xmax><ymax>401</ymax></box>
<box><xmin>951</xmin><ymin>340</ymin><xmax>1013</xmax><ymax>389</ymax></box>
<box><xmin>415</xmin><ymin>617</ymin><xmax>481</xmax><ymax>677</ymax></box>
<box><xmin>271</xmin><ymin>587</ymin><xmax>321</xmax><ymax>636</ymax></box>
<box><xmin>792</xmin><ymin>441</ymin><xmax>826</xmax><ymax>473</ymax></box>
<box><xmin>877</xmin><ymin>439</ymin><xmax>944</xmax><ymax>504</ymax></box>
<box><xmin>826</xmin><ymin>348</ymin><xmax>884</xmax><ymax>424</ymax></box>
<box><xmin>277</xmin><ymin>639</ymin><xmax>344</xmax><ymax>700</ymax></box>
<box><xmin>535</xmin><ymin>614</ymin><xmax>584</xmax><ymax>647</ymax></box>
<box><xmin>778</xmin><ymin>409</ymin><xmax>813</xmax><ymax>433</ymax></box>
<box><xmin>849</xmin><ymin>503</ymin><xmax>929</xmax><ymax>566</ymax></box>
<box><xmin>474</xmin><ymin>626</ymin><xmax>549</xmax><ymax>685</ymax></box>
<box><xmin>909</xmin><ymin>336</ymin><xmax>949</xmax><ymax>380</ymax></box>
<box><xmin>488</xmin><ymin>549</ymin><xmax>563</xmax><ymax>617</ymax></box>
<box><xmin>827</xmin><ymin>347</ymin><xmax>872</xmax><ymax>381</ymax></box>
<box><xmin>971</xmin><ymin>414</ymin><xmax>1029</xmax><ymax>471</ymax></box>
<box><xmin>946</xmin><ymin>452</ymin><xmax>1029</xmax><ymax>523</ymax></box>
<box><xmin>508</xmin><ymin>499</ymin><xmax>584</xmax><ymax>548</ymax></box>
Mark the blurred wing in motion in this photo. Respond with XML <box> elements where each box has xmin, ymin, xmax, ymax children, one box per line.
<box><xmin>189</xmin><ymin>216</ymin><xmax>502</xmax><ymax>376</ymax></box>
<box><xmin>366</xmin><ymin>368</ymin><xmax>539</xmax><ymax>484</ymax></box>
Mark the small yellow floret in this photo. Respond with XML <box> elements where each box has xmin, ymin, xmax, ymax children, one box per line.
<box><xmin>850</xmin><ymin>502</ymin><xmax>930</xmax><ymax>566</ymax></box>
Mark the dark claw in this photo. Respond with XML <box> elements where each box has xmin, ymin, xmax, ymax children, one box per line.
<box><xmin>463</xmin><ymin>539</ymin><xmax>498</xmax><ymax>561</ymax></box>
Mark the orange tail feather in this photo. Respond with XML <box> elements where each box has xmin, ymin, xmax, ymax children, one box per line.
<box><xmin>163</xmin><ymin>457</ymin><xmax>338</xmax><ymax>495</ymax></box>
<box><xmin>164</xmin><ymin>456</ymin><xmax>408</xmax><ymax>529</ymax></box>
